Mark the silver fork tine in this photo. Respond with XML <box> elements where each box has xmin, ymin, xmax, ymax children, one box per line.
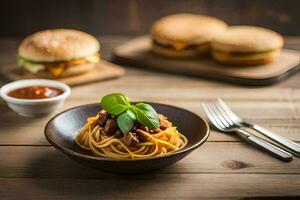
<box><xmin>209</xmin><ymin>104</ymin><xmax>230</xmax><ymax>128</ymax></box>
<box><xmin>208</xmin><ymin>104</ymin><xmax>231</xmax><ymax>129</ymax></box>
<box><xmin>203</xmin><ymin>103</ymin><xmax>224</xmax><ymax>130</ymax></box>
<box><xmin>202</xmin><ymin>104</ymin><xmax>221</xmax><ymax>129</ymax></box>
<box><xmin>213</xmin><ymin>103</ymin><xmax>242</xmax><ymax>131</ymax></box>
<box><xmin>217</xmin><ymin>98</ymin><xmax>241</xmax><ymax>123</ymax></box>
<box><xmin>215</xmin><ymin>101</ymin><xmax>236</xmax><ymax>126</ymax></box>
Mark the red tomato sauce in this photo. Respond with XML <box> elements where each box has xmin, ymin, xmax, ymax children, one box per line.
<box><xmin>7</xmin><ymin>86</ymin><xmax>64</xmax><ymax>99</ymax></box>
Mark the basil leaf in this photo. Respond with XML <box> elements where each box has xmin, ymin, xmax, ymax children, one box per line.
<box><xmin>117</xmin><ymin>110</ymin><xmax>135</xmax><ymax>134</ymax></box>
<box><xmin>100</xmin><ymin>93</ymin><xmax>130</xmax><ymax>115</ymax></box>
<box><xmin>127</xmin><ymin>107</ymin><xmax>136</xmax><ymax>121</ymax></box>
<box><xmin>133</xmin><ymin>103</ymin><xmax>159</xmax><ymax>129</ymax></box>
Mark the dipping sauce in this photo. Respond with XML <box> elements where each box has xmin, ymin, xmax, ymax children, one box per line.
<box><xmin>7</xmin><ymin>86</ymin><xmax>64</xmax><ymax>99</ymax></box>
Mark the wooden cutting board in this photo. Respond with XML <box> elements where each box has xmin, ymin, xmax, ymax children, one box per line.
<box><xmin>0</xmin><ymin>60</ymin><xmax>125</xmax><ymax>86</ymax></box>
<box><xmin>113</xmin><ymin>36</ymin><xmax>300</xmax><ymax>86</ymax></box>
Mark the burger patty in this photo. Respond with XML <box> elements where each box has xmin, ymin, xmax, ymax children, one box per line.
<box><xmin>212</xmin><ymin>49</ymin><xmax>275</xmax><ymax>56</ymax></box>
<box><xmin>153</xmin><ymin>40</ymin><xmax>209</xmax><ymax>51</ymax></box>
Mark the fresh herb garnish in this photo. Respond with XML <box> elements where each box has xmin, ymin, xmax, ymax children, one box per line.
<box><xmin>133</xmin><ymin>103</ymin><xmax>160</xmax><ymax>129</ymax></box>
<box><xmin>100</xmin><ymin>93</ymin><xmax>159</xmax><ymax>134</ymax></box>
<box><xmin>117</xmin><ymin>110</ymin><xmax>136</xmax><ymax>134</ymax></box>
<box><xmin>100</xmin><ymin>93</ymin><xmax>131</xmax><ymax>115</ymax></box>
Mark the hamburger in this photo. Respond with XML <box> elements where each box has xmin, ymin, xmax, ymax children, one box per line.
<box><xmin>18</xmin><ymin>29</ymin><xmax>100</xmax><ymax>78</ymax></box>
<box><xmin>150</xmin><ymin>14</ymin><xmax>227</xmax><ymax>58</ymax></box>
<box><xmin>211</xmin><ymin>26</ymin><xmax>284</xmax><ymax>65</ymax></box>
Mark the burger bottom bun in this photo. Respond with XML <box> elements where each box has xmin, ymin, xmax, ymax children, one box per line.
<box><xmin>24</xmin><ymin>62</ymin><xmax>96</xmax><ymax>78</ymax></box>
<box><xmin>212</xmin><ymin>49</ymin><xmax>280</xmax><ymax>65</ymax></box>
<box><xmin>152</xmin><ymin>42</ymin><xmax>209</xmax><ymax>58</ymax></box>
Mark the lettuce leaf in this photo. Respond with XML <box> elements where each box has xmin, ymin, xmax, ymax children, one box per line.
<box><xmin>17</xmin><ymin>56</ymin><xmax>45</xmax><ymax>73</ymax></box>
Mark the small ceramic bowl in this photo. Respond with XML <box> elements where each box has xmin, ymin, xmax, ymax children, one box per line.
<box><xmin>45</xmin><ymin>103</ymin><xmax>210</xmax><ymax>174</ymax></box>
<box><xmin>0</xmin><ymin>79</ymin><xmax>71</xmax><ymax>117</ymax></box>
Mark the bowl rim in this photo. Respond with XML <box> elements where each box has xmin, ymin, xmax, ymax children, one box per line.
<box><xmin>44</xmin><ymin>102</ymin><xmax>210</xmax><ymax>162</ymax></box>
<box><xmin>0</xmin><ymin>79</ymin><xmax>71</xmax><ymax>104</ymax></box>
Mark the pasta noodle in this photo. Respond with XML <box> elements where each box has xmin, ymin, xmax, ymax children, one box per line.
<box><xmin>75</xmin><ymin>112</ymin><xmax>188</xmax><ymax>159</ymax></box>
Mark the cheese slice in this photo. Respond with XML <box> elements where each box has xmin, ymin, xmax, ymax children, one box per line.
<box><xmin>170</xmin><ymin>42</ymin><xmax>188</xmax><ymax>50</ymax></box>
<box><xmin>47</xmin><ymin>66</ymin><xmax>64</xmax><ymax>77</ymax></box>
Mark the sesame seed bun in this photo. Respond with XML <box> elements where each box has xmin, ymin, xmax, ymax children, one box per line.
<box><xmin>151</xmin><ymin>14</ymin><xmax>227</xmax><ymax>57</ymax></box>
<box><xmin>19</xmin><ymin>29</ymin><xmax>100</xmax><ymax>62</ymax></box>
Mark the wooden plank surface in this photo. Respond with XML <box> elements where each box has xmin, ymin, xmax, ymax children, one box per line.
<box><xmin>0</xmin><ymin>144</ymin><xmax>299</xmax><ymax>178</ymax></box>
<box><xmin>0</xmin><ymin>36</ymin><xmax>300</xmax><ymax>199</ymax></box>
<box><xmin>0</xmin><ymin>175</ymin><xmax>299</xmax><ymax>199</ymax></box>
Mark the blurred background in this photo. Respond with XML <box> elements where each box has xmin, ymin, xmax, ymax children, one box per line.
<box><xmin>0</xmin><ymin>0</ymin><xmax>299</xmax><ymax>37</ymax></box>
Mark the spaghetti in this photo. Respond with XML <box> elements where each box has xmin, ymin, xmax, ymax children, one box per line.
<box><xmin>75</xmin><ymin>111</ymin><xmax>188</xmax><ymax>159</ymax></box>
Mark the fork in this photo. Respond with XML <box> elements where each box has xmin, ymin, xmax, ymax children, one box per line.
<box><xmin>203</xmin><ymin>103</ymin><xmax>293</xmax><ymax>162</ymax></box>
<box><xmin>216</xmin><ymin>99</ymin><xmax>300</xmax><ymax>157</ymax></box>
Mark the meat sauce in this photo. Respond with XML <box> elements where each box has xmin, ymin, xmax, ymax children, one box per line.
<box><xmin>7</xmin><ymin>86</ymin><xmax>64</xmax><ymax>99</ymax></box>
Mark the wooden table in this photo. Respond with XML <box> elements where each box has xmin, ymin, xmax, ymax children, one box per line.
<box><xmin>0</xmin><ymin>36</ymin><xmax>299</xmax><ymax>199</ymax></box>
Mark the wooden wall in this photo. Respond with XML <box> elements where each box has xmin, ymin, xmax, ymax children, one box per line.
<box><xmin>0</xmin><ymin>0</ymin><xmax>299</xmax><ymax>36</ymax></box>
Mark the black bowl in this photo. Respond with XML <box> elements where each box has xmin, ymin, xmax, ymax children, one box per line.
<box><xmin>44</xmin><ymin>102</ymin><xmax>210</xmax><ymax>174</ymax></box>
